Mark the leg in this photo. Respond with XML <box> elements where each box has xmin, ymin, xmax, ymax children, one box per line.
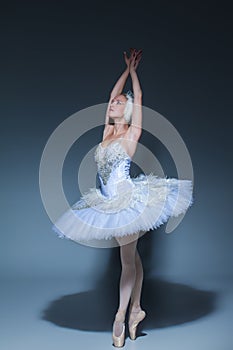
<box><xmin>130</xmin><ymin>248</ymin><xmax>144</xmax><ymax>312</ymax></box>
<box><xmin>113</xmin><ymin>234</ymin><xmax>138</xmax><ymax>338</ymax></box>
<box><xmin>128</xmin><ymin>248</ymin><xmax>146</xmax><ymax>339</ymax></box>
<box><xmin>118</xmin><ymin>237</ymin><xmax>138</xmax><ymax>311</ymax></box>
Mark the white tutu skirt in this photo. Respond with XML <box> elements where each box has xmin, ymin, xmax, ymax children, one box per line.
<box><xmin>52</xmin><ymin>173</ymin><xmax>194</xmax><ymax>243</ymax></box>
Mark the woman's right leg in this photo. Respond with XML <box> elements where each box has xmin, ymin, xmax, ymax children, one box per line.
<box><xmin>130</xmin><ymin>248</ymin><xmax>144</xmax><ymax>312</ymax></box>
<box><xmin>113</xmin><ymin>234</ymin><xmax>146</xmax><ymax>343</ymax></box>
<box><xmin>113</xmin><ymin>234</ymin><xmax>138</xmax><ymax>338</ymax></box>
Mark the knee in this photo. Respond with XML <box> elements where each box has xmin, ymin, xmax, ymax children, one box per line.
<box><xmin>122</xmin><ymin>257</ymin><xmax>136</xmax><ymax>268</ymax></box>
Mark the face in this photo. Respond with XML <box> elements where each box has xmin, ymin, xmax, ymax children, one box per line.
<box><xmin>109</xmin><ymin>94</ymin><xmax>127</xmax><ymax>120</ymax></box>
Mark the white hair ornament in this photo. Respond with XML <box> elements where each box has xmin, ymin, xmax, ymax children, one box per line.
<box><xmin>123</xmin><ymin>90</ymin><xmax>134</xmax><ymax>123</ymax></box>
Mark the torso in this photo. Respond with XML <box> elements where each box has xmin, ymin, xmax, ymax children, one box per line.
<box><xmin>101</xmin><ymin>135</ymin><xmax>137</xmax><ymax>159</ymax></box>
<box><xmin>101</xmin><ymin>137</ymin><xmax>124</xmax><ymax>149</ymax></box>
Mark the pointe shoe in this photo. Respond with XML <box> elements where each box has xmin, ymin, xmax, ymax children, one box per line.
<box><xmin>112</xmin><ymin>310</ymin><xmax>126</xmax><ymax>348</ymax></box>
<box><xmin>128</xmin><ymin>307</ymin><xmax>146</xmax><ymax>340</ymax></box>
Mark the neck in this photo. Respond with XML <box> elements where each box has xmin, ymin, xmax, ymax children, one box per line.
<box><xmin>113</xmin><ymin>121</ymin><xmax>128</xmax><ymax>136</ymax></box>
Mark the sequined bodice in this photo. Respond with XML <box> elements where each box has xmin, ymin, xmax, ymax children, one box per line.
<box><xmin>94</xmin><ymin>142</ymin><xmax>134</xmax><ymax>198</ymax></box>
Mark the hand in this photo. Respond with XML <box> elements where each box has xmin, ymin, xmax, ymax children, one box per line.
<box><xmin>124</xmin><ymin>48</ymin><xmax>137</xmax><ymax>69</ymax></box>
<box><xmin>129</xmin><ymin>48</ymin><xmax>142</xmax><ymax>72</ymax></box>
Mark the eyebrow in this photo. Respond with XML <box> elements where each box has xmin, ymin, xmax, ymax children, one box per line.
<box><xmin>111</xmin><ymin>98</ymin><xmax>124</xmax><ymax>102</ymax></box>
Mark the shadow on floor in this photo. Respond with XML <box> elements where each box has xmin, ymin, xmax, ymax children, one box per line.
<box><xmin>41</xmin><ymin>276</ymin><xmax>217</xmax><ymax>333</ymax></box>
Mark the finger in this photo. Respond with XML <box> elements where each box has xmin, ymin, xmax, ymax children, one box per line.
<box><xmin>136</xmin><ymin>50</ymin><xmax>142</xmax><ymax>56</ymax></box>
<box><xmin>135</xmin><ymin>52</ymin><xmax>142</xmax><ymax>59</ymax></box>
<box><xmin>135</xmin><ymin>56</ymin><xmax>141</xmax><ymax>66</ymax></box>
<box><xmin>135</xmin><ymin>57</ymin><xmax>142</xmax><ymax>66</ymax></box>
<box><xmin>136</xmin><ymin>53</ymin><xmax>142</xmax><ymax>61</ymax></box>
<box><xmin>136</xmin><ymin>53</ymin><xmax>142</xmax><ymax>58</ymax></box>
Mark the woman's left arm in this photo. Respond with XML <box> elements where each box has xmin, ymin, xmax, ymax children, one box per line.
<box><xmin>128</xmin><ymin>49</ymin><xmax>143</xmax><ymax>141</ymax></box>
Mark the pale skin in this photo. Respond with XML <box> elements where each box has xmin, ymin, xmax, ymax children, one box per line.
<box><xmin>102</xmin><ymin>48</ymin><xmax>142</xmax><ymax>159</ymax></box>
<box><xmin>102</xmin><ymin>48</ymin><xmax>145</xmax><ymax>338</ymax></box>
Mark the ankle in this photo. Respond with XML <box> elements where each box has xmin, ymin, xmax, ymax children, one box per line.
<box><xmin>129</xmin><ymin>303</ymin><xmax>142</xmax><ymax>312</ymax></box>
<box><xmin>115</xmin><ymin>308</ymin><xmax>126</xmax><ymax>321</ymax></box>
<box><xmin>117</xmin><ymin>308</ymin><xmax>126</xmax><ymax>315</ymax></box>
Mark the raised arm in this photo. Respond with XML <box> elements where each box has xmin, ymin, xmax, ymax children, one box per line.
<box><xmin>128</xmin><ymin>49</ymin><xmax>143</xmax><ymax>140</ymax></box>
<box><xmin>104</xmin><ymin>66</ymin><xmax>129</xmax><ymax>127</ymax></box>
<box><xmin>103</xmin><ymin>51</ymin><xmax>135</xmax><ymax>139</ymax></box>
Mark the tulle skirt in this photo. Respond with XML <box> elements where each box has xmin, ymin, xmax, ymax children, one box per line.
<box><xmin>52</xmin><ymin>174</ymin><xmax>194</xmax><ymax>243</ymax></box>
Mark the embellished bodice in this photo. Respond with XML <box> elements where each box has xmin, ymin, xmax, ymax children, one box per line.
<box><xmin>94</xmin><ymin>142</ymin><xmax>134</xmax><ymax>198</ymax></box>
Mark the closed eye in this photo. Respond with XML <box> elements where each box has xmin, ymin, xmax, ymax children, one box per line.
<box><xmin>111</xmin><ymin>99</ymin><xmax>126</xmax><ymax>105</ymax></box>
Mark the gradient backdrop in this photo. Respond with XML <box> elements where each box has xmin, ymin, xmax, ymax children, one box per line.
<box><xmin>1</xmin><ymin>1</ymin><xmax>232</xmax><ymax>349</ymax></box>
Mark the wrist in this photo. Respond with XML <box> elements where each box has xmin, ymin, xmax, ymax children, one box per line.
<box><xmin>130</xmin><ymin>68</ymin><xmax>136</xmax><ymax>75</ymax></box>
<box><xmin>125</xmin><ymin>66</ymin><xmax>130</xmax><ymax>73</ymax></box>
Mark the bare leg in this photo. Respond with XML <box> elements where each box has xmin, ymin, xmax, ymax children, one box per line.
<box><xmin>128</xmin><ymin>248</ymin><xmax>146</xmax><ymax>334</ymax></box>
<box><xmin>113</xmin><ymin>234</ymin><xmax>138</xmax><ymax>337</ymax></box>
<box><xmin>130</xmin><ymin>248</ymin><xmax>144</xmax><ymax>311</ymax></box>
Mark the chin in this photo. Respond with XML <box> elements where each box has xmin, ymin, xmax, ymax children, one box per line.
<box><xmin>110</xmin><ymin>112</ymin><xmax>118</xmax><ymax>117</ymax></box>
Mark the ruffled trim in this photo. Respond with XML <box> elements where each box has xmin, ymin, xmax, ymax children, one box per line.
<box><xmin>71</xmin><ymin>174</ymin><xmax>169</xmax><ymax>213</ymax></box>
<box><xmin>52</xmin><ymin>174</ymin><xmax>194</xmax><ymax>242</ymax></box>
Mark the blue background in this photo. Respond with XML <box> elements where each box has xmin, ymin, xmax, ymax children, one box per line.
<box><xmin>1</xmin><ymin>1</ymin><xmax>232</xmax><ymax>349</ymax></box>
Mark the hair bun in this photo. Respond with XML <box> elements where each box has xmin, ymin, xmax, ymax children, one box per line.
<box><xmin>125</xmin><ymin>90</ymin><xmax>134</xmax><ymax>99</ymax></box>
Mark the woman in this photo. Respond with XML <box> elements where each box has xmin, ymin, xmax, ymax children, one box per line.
<box><xmin>52</xmin><ymin>48</ymin><xmax>194</xmax><ymax>347</ymax></box>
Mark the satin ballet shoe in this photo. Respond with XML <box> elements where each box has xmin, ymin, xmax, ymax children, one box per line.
<box><xmin>128</xmin><ymin>307</ymin><xmax>146</xmax><ymax>340</ymax></box>
<box><xmin>112</xmin><ymin>310</ymin><xmax>126</xmax><ymax>348</ymax></box>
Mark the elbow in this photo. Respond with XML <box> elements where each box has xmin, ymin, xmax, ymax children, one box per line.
<box><xmin>134</xmin><ymin>92</ymin><xmax>142</xmax><ymax>105</ymax></box>
<box><xmin>134</xmin><ymin>127</ymin><xmax>142</xmax><ymax>140</ymax></box>
<box><xmin>134</xmin><ymin>90</ymin><xmax>142</xmax><ymax>99</ymax></box>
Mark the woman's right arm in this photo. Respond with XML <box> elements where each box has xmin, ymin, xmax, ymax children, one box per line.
<box><xmin>103</xmin><ymin>51</ymin><xmax>133</xmax><ymax>139</ymax></box>
<box><xmin>104</xmin><ymin>66</ymin><xmax>130</xmax><ymax>124</ymax></box>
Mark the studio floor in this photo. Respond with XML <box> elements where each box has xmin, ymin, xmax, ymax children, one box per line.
<box><xmin>1</xmin><ymin>274</ymin><xmax>232</xmax><ymax>350</ymax></box>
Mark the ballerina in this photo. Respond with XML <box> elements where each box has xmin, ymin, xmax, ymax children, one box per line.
<box><xmin>52</xmin><ymin>48</ymin><xmax>194</xmax><ymax>347</ymax></box>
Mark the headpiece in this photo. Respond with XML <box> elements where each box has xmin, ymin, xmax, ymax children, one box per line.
<box><xmin>123</xmin><ymin>90</ymin><xmax>134</xmax><ymax>123</ymax></box>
